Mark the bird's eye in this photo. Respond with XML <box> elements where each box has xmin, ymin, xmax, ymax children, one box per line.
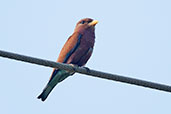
<box><xmin>80</xmin><ymin>21</ymin><xmax>85</xmax><ymax>24</ymax></box>
<box><xmin>88</xmin><ymin>20</ymin><xmax>92</xmax><ymax>23</ymax></box>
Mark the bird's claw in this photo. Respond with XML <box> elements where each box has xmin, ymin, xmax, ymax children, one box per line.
<box><xmin>69</xmin><ymin>64</ymin><xmax>78</xmax><ymax>75</ymax></box>
<box><xmin>69</xmin><ymin>64</ymin><xmax>90</xmax><ymax>74</ymax></box>
<box><xmin>81</xmin><ymin>66</ymin><xmax>90</xmax><ymax>73</ymax></box>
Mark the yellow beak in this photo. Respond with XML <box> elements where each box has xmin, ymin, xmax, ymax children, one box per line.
<box><xmin>88</xmin><ymin>20</ymin><xmax>98</xmax><ymax>26</ymax></box>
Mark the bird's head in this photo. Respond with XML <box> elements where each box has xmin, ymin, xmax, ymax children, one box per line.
<box><xmin>74</xmin><ymin>18</ymin><xmax>98</xmax><ymax>34</ymax></box>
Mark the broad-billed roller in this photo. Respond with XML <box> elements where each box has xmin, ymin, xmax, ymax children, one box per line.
<box><xmin>38</xmin><ymin>18</ymin><xmax>98</xmax><ymax>101</ymax></box>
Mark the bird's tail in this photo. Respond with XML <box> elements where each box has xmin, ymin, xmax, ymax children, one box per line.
<box><xmin>37</xmin><ymin>69</ymin><xmax>74</xmax><ymax>101</ymax></box>
<box><xmin>37</xmin><ymin>85</ymin><xmax>54</xmax><ymax>101</ymax></box>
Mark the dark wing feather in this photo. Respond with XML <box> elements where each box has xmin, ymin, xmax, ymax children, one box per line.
<box><xmin>49</xmin><ymin>33</ymin><xmax>82</xmax><ymax>82</ymax></box>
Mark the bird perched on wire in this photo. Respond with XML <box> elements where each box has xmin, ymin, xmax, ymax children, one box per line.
<box><xmin>37</xmin><ymin>18</ymin><xmax>98</xmax><ymax>101</ymax></box>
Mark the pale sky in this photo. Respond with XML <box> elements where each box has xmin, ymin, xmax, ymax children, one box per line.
<box><xmin>0</xmin><ymin>0</ymin><xmax>171</xmax><ymax>114</ymax></box>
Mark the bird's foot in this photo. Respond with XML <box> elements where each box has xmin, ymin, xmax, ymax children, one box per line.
<box><xmin>81</xmin><ymin>66</ymin><xmax>91</xmax><ymax>73</ymax></box>
<box><xmin>69</xmin><ymin>64</ymin><xmax>78</xmax><ymax>75</ymax></box>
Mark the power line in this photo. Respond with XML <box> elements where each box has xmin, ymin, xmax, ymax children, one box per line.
<box><xmin>0</xmin><ymin>49</ymin><xmax>171</xmax><ymax>93</ymax></box>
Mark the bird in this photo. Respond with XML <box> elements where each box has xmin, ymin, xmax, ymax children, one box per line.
<box><xmin>37</xmin><ymin>18</ymin><xmax>98</xmax><ymax>101</ymax></box>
